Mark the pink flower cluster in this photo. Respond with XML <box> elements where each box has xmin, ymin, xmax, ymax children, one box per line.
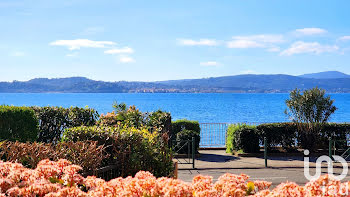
<box><xmin>0</xmin><ymin>159</ymin><xmax>349</xmax><ymax>196</ymax></box>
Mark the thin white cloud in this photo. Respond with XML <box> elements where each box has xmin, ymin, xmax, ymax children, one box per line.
<box><xmin>338</xmin><ymin>36</ymin><xmax>350</xmax><ymax>41</ymax></box>
<box><xmin>232</xmin><ymin>35</ymin><xmax>284</xmax><ymax>44</ymax></box>
<box><xmin>50</xmin><ymin>39</ymin><xmax>116</xmax><ymax>50</ymax></box>
<box><xmin>280</xmin><ymin>41</ymin><xmax>338</xmax><ymax>56</ymax></box>
<box><xmin>119</xmin><ymin>56</ymin><xmax>135</xmax><ymax>63</ymax></box>
<box><xmin>227</xmin><ymin>40</ymin><xmax>264</xmax><ymax>48</ymax></box>
<box><xmin>10</xmin><ymin>51</ymin><xmax>25</xmax><ymax>57</ymax></box>
<box><xmin>104</xmin><ymin>47</ymin><xmax>134</xmax><ymax>54</ymax></box>
<box><xmin>178</xmin><ymin>39</ymin><xmax>218</xmax><ymax>46</ymax></box>
<box><xmin>294</xmin><ymin>28</ymin><xmax>327</xmax><ymax>35</ymax></box>
<box><xmin>227</xmin><ymin>34</ymin><xmax>284</xmax><ymax>50</ymax></box>
<box><xmin>200</xmin><ymin>61</ymin><xmax>219</xmax><ymax>66</ymax></box>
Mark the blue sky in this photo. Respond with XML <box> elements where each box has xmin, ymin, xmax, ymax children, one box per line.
<box><xmin>1</xmin><ymin>0</ymin><xmax>350</xmax><ymax>82</ymax></box>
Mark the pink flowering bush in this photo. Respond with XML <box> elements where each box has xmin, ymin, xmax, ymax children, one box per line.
<box><xmin>0</xmin><ymin>159</ymin><xmax>349</xmax><ymax>196</ymax></box>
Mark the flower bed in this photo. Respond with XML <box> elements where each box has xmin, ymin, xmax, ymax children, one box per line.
<box><xmin>0</xmin><ymin>159</ymin><xmax>348</xmax><ymax>196</ymax></box>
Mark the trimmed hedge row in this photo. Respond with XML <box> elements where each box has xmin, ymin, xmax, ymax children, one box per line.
<box><xmin>227</xmin><ymin>122</ymin><xmax>350</xmax><ymax>153</ymax></box>
<box><xmin>226</xmin><ymin>124</ymin><xmax>260</xmax><ymax>153</ymax></box>
<box><xmin>0</xmin><ymin>105</ymin><xmax>173</xmax><ymax>144</ymax></box>
<box><xmin>172</xmin><ymin>119</ymin><xmax>200</xmax><ymax>136</ymax></box>
<box><xmin>32</xmin><ymin>106</ymin><xmax>99</xmax><ymax>143</ymax></box>
<box><xmin>0</xmin><ymin>105</ymin><xmax>39</xmax><ymax>142</ymax></box>
<box><xmin>257</xmin><ymin>123</ymin><xmax>298</xmax><ymax>151</ymax></box>
<box><xmin>0</xmin><ymin>105</ymin><xmax>99</xmax><ymax>143</ymax></box>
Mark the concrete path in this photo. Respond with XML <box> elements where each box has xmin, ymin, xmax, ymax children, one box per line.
<box><xmin>177</xmin><ymin>150</ymin><xmax>350</xmax><ymax>187</ymax></box>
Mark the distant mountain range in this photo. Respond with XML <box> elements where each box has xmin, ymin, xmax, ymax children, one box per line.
<box><xmin>298</xmin><ymin>71</ymin><xmax>350</xmax><ymax>79</ymax></box>
<box><xmin>1</xmin><ymin>71</ymin><xmax>350</xmax><ymax>93</ymax></box>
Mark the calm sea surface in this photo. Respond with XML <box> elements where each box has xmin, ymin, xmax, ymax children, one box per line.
<box><xmin>1</xmin><ymin>93</ymin><xmax>350</xmax><ymax>123</ymax></box>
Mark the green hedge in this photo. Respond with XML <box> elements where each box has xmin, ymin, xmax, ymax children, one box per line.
<box><xmin>0</xmin><ymin>105</ymin><xmax>39</xmax><ymax>142</ymax></box>
<box><xmin>62</xmin><ymin>126</ymin><xmax>173</xmax><ymax>177</ymax></box>
<box><xmin>31</xmin><ymin>106</ymin><xmax>98</xmax><ymax>143</ymax></box>
<box><xmin>172</xmin><ymin>119</ymin><xmax>200</xmax><ymax>136</ymax></box>
<box><xmin>257</xmin><ymin>123</ymin><xmax>298</xmax><ymax>151</ymax></box>
<box><xmin>227</xmin><ymin>122</ymin><xmax>350</xmax><ymax>153</ymax></box>
<box><xmin>226</xmin><ymin>124</ymin><xmax>259</xmax><ymax>153</ymax></box>
<box><xmin>258</xmin><ymin>123</ymin><xmax>350</xmax><ymax>151</ymax></box>
<box><xmin>171</xmin><ymin>119</ymin><xmax>200</xmax><ymax>153</ymax></box>
<box><xmin>319</xmin><ymin>123</ymin><xmax>349</xmax><ymax>140</ymax></box>
<box><xmin>62</xmin><ymin>126</ymin><xmax>114</xmax><ymax>145</ymax></box>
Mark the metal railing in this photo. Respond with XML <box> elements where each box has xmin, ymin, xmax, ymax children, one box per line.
<box><xmin>199</xmin><ymin>122</ymin><xmax>272</xmax><ymax>148</ymax></box>
<box><xmin>82</xmin><ymin>165</ymin><xmax>121</xmax><ymax>181</ymax></box>
<box><xmin>199</xmin><ymin>123</ymin><xmax>228</xmax><ymax>148</ymax></box>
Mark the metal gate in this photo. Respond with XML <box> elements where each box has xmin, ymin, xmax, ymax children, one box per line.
<box><xmin>171</xmin><ymin>137</ymin><xmax>196</xmax><ymax>168</ymax></box>
<box><xmin>329</xmin><ymin>139</ymin><xmax>350</xmax><ymax>160</ymax></box>
<box><xmin>199</xmin><ymin>123</ymin><xmax>228</xmax><ymax>148</ymax></box>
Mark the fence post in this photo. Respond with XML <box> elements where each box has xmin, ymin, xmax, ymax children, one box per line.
<box><xmin>174</xmin><ymin>161</ymin><xmax>178</xmax><ymax>179</ymax></box>
<box><xmin>329</xmin><ymin>138</ymin><xmax>332</xmax><ymax>159</ymax></box>
<box><xmin>192</xmin><ymin>137</ymin><xmax>195</xmax><ymax>169</ymax></box>
<box><xmin>188</xmin><ymin>139</ymin><xmax>190</xmax><ymax>160</ymax></box>
<box><xmin>264</xmin><ymin>137</ymin><xmax>267</xmax><ymax>168</ymax></box>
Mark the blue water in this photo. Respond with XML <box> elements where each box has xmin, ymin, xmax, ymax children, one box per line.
<box><xmin>1</xmin><ymin>93</ymin><xmax>350</xmax><ymax>123</ymax></box>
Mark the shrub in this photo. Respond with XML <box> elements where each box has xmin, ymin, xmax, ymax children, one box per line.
<box><xmin>146</xmin><ymin>110</ymin><xmax>172</xmax><ymax>134</ymax></box>
<box><xmin>61</xmin><ymin>126</ymin><xmax>115</xmax><ymax>146</ymax></box>
<box><xmin>0</xmin><ymin>159</ymin><xmax>343</xmax><ymax>196</ymax></box>
<box><xmin>98</xmin><ymin>106</ymin><xmax>171</xmax><ymax>135</ymax></box>
<box><xmin>171</xmin><ymin>119</ymin><xmax>201</xmax><ymax>153</ymax></box>
<box><xmin>0</xmin><ymin>141</ymin><xmax>107</xmax><ymax>173</ymax></box>
<box><xmin>226</xmin><ymin>124</ymin><xmax>259</xmax><ymax>153</ymax></box>
<box><xmin>98</xmin><ymin>106</ymin><xmax>145</xmax><ymax>129</ymax></box>
<box><xmin>256</xmin><ymin>123</ymin><xmax>298</xmax><ymax>151</ymax></box>
<box><xmin>0</xmin><ymin>159</ymin><xmax>271</xmax><ymax>196</ymax></box>
<box><xmin>62</xmin><ymin>126</ymin><xmax>173</xmax><ymax>177</ymax></box>
<box><xmin>285</xmin><ymin>87</ymin><xmax>337</xmax><ymax>151</ymax></box>
<box><xmin>0</xmin><ymin>105</ymin><xmax>39</xmax><ymax>142</ymax></box>
<box><xmin>55</xmin><ymin>141</ymin><xmax>108</xmax><ymax>173</ymax></box>
<box><xmin>172</xmin><ymin>119</ymin><xmax>200</xmax><ymax>136</ymax></box>
<box><xmin>62</xmin><ymin>126</ymin><xmax>118</xmax><ymax>167</ymax></box>
<box><xmin>31</xmin><ymin>106</ymin><xmax>98</xmax><ymax>143</ymax></box>
<box><xmin>226</xmin><ymin>124</ymin><xmax>238</xmax><ymax>153</ymax></box>
<box><xmin>96</xmin><ymin>111</ymin><xmax>120</xmax><ymax>127</ymax></box>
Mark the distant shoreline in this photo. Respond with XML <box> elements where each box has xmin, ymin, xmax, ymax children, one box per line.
<box><xmin>2</xmin><ymin>71</ymin><xmax>350</xmax><ymax>93</ymax></box>
<box><xmin>1</xmin><ymin>93</ymin><xmax>349</xmax><ymax>123</ymax></box>
<box><xmin>0</xmin><ymin>92</ymin><xmax>350</xmax><ymax>94</ymax></box>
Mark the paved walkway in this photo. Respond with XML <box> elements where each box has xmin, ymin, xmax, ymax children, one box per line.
<box><xmin>177</xmin><ymin>150</ymin><xmax>350</xmax><ymax>187</ymax></box>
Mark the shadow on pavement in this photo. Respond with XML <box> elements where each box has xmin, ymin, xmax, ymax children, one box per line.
<box><xmin>266</xmin><ymin>156</ymin><xmax>318</xmax><ymax>162</ymax></box>
<box><xmin>197</xmin><ymin>153</ymin><xmax>240</xmax><ymax>162</ymax></box>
